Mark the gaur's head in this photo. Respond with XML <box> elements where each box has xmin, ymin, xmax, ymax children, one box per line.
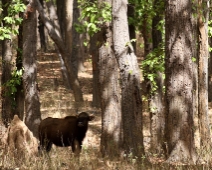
<box><xmin>77</xmin><ymin>112</ymin><xmax>95</xmax><ymax>127</ymax></box>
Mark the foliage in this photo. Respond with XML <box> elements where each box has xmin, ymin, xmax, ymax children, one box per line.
<box><xmin>0</xmin><ymin>0</ymin><xmax>26</xmax><ymax>40</ymax></box>
<box><xmin>75</xmin><ymin>0</ymin><xmax>111</xmax><ymax>37</ymax></box>
<box><xmin>133</xmin><ymin>0</ymin><xmax>165</xmax><ymax>94</ymax></box>
<box><xmin>128</xmin><ymin>0</ymin><xmax>153</xmax><ymax>30</ymax></box>
<box><xmin>141</xmin><ymin>44</ymin><xmax>165</xmax><ymax>94</ymax></box>
<box><xmin>128</xmin><ymin>0</ymin><xmax>164</xmax><ymax>30</ymax></box>
<box><xmin>208</xmin><ymin>20</ymin><xmax>212</xmax><ymax>52</ymax></box>
<box><xmin>4</xmin><ymin>67</ymin><xmax>24</xmax><ymax>107</ymax></box>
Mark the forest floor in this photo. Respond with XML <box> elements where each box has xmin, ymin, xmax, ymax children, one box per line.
<box><xmin>36</xmin><ymin>51</ymin><xmax>212</xmax><ymax>169</ymax></box>
<box><xmin>35</xmin><ymin>51</ymin><xmax>155</xmax><ymax>169</ymax></box>
<box><xmin>1</xmin><ymin>50</ymin><xmax>212</xmax><ymax>169</ymax></box>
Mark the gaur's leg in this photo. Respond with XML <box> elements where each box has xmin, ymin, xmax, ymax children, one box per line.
<box><xmin>46</xmin><ymin>142</ymin><xmax>53</xmax><ymax>152</ymax></box>
<box><xmin>72</xmin><ymin>139</ymin><xmax>81</xmax><ymax>156</ymax></box>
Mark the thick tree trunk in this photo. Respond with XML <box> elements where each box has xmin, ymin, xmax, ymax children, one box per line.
<box><xmin>35</xmin><ymin>0</ymin><xmax>83</xmax><ymax>102</ymax></box>
<box><xmin>112</xmin><ymin>0</ymin><xmax>144</xmax><ymax>157</ymax></box>
<box><xmin>165</xmin><ymin>0</ymin><xmax>196</xmax><ymax>163</ymax></box>
<box><xmin>23</xmin><ymin>0</ymin><xmax>41</xmax><ymax>138</ymax></box>
<box><xmin>99</xmin><ymin>19</ymin><xmax>122</xmax><ymax>157</ymax></box>
<box><xmin>1</xmin><ymin>0</ymin><xmax>13</xmax><ymax>126</ymax></box>
<box><xmin>198</xmin><ymin>0</ymin><xmax>211</xmax><ymax>160</ymax></box>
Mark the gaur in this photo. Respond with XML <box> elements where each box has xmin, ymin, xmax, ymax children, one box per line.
<box><xmin>38</xmin><ymin>112</ymin><xmax>94</xmax><ymax>154</ymax></box>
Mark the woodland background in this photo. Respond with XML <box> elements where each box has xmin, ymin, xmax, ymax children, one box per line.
<box><xmin>0</xmin><ymin>0</ymin><xmax>212</xmax><ymax>169</ymax></box>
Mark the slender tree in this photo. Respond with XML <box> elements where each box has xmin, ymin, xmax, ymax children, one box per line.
<box><xmin>35</xmin><ymin>0</ymin><xmax>83</xmax><ymax>102</ymax></box>
<box><xmin>90</xmin><ymin>32</ymin><xmax>101</xmax><ymax>108</ymax></box>
<box><xmin>56</xmin><ymin>0</ymin><xmax>72</xmax><ymax>89</ymax></box>
<box><xmin>14</xmin><ymin>11</ymin><xmax>25</xmax><ymax>121</ymax></box>
<box><xmin>72</xmin><ymin>0</ymin><xmax>85</xmax><ymax>73</ymax></box>
<box><xmin>38</xmin><ymin>0</ymin><xmax>47</xmax><ymax>52</ymax></box>
<box><xmin>197</xmin><ymin>0</ymin><xmax>211</xmax><ymax>159</ymax></box>
<box><xmin>1</xmin><ymin>0</ymin><xmax>13</xmax><ymax>125</ymax></box>
<box><xmin>149</xmin><ymin>0</ymin><xmax>165</xmax><ymax>155</ymax></box>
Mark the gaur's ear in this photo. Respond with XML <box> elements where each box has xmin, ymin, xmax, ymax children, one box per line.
<box><xmin>88</xmin><ymin>115</ymin><xmax>95</xmax><ymax>121</ymax></box>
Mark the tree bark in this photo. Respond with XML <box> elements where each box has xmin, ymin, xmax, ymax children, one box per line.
<box><xmin>128</xmin><ymin>3</ymin><xmax>136</xmax><ymax>52</ymax></box>
<box><xmin>99</xmin><ymin>10</ymin><xmax>122</xmax><ymax>156</ymax></box>
<box><xmin>14</xmin><ymin>12</ymin><xmax>25</xmax><ymax>121</ymax></box>
<box><xmin>197</xmin><ymin>0</ymin><xmax>211</xmax><ymax>160</ymax></box>
<box><xmin>112</xmin><ymin>0</ymin><xmax>144</xmax><ymax>157</ymax></box>
<box><xmin>165</xmin><ymin>0</ymin><xmax>196</xmax><ymax>163</ymax></box>
<box><xmin>35</xmin><ymin>0</ymin><xmax>83</xmax><ymax>102</ymax></box>
<box><xmin>38</xmin><ymin>0</ymin><xmax>47</xmax><ymax>52</ymax></box>
<box><xmin>72</xmin><ymin>0</ymin><xmax>85</xmax><ymax>73</ymax></box>
<box><xmin>90</xmin><ymin>32</ymin><xmax>101</xmax><ymax>108</ymax></box>
<box><xmin>149</xmin><ymin>0</ymin><xmax>165</xmax><ymax>155</ymax></box>
<box><xmin>208</xmin><ymin>34</ymin><xmax>212</xmax><ymax>101</ymax></box>
<box><xmin>1</xmin><ymin>0</ymin><xmax>14</xmax><ymax>126</ymax></box>
<box><xmin>56</xmin><ymin>0</ymin><xmax>72</xmax><ymax>89</ymax></box>
<box><xmin>23</xmin><ymin>0</ymin><xmax>41</xmax><ymax>138</ymax></box>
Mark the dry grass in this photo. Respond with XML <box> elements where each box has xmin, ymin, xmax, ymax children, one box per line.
<box><xmin>0</xmin><ymin>52</ymin><xmax>147</xmax><ymax>170</ymax></box>
<box><xmin>1</xmin><ymin>52</ymin><xmax>212</xmax><ymax>169</ymax></box>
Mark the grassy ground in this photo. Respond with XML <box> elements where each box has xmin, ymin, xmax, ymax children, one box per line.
<box><xmin>1</xmin><ymin>51</ymin><xmax>212</xmax><ymax>169</ymax></box>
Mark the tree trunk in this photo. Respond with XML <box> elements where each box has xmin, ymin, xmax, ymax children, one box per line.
<box><xmin>141</xmin><ymin>4</ymin><xmax>152</xmax><ymax>57</ymax></box>
<box><xmin>149</xmin><ymin>0</ymin><xmax>165</xmax><ymax>155</ymax></box>
<box><xmin>38</xmin><ymin>0</ymin><xmax>47</xmax><ymax>52</ymax></box>
<box><xmin>72</xmin><ymin>0</ymin><xmax>85</xmax><ymax>73</ymax></box>
<box><xmin>90</xmin><ymin>32</ymin><xmax>101</xmax><ymax>108</ymax></box>
<box><xmin>35</xmin><ymin>0</ymin><xmax>83</xmax><ymax>102</ymax></box>
<box><xmin>128</xmin><ymin>3</ymin><xmax>136</xmax><ymax>52</ymax></box>
<box><xmin>14</xmin><ymin>12</ymin><xmax>25</xmax><ymax>121</ymax></box>
<box><xmin>198</xmin><ymin>0</ymin><xmax>211</xmax><ymax>160</ymax></box>
<box><xmin>1</xmin><ymin>0</ymin><xmax>13</xmax><ymax>126</ymax></box>
<box><xmin>112</xmin><ymin>0</ymin><xmax>144</xmax><ymax>157</ymax></box>
<box><xmin>99</xmin><ymin>11</ymin><xmax>122</xmax><ymax>156</ymax></box>
<box><xmin>208</xmin><ymin>34</ymin><xmax>212</xmax><ymax>101</ymax></box>
<box><xmin>165</xmin><ymin>0</ymin><xmax>196</xmax><ymax>163</ymax></box>
<box><xmin>23</xmin><ymin>0</ymin><xmax>41</xmax><ymax>138</ymax></box>
<box><xmin>99</xmin><ymin>37</ymin><xmax>122</xmax><ymax>158</ymax></box>
<box><xmin>56</xmin><ymin>0</ymin><xmax>72</xmax><ymax>89</ymax></box>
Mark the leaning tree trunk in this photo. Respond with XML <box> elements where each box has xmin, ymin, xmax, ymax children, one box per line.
<box><xmin>112</xmin><ymin>0</ymin><xmax>145</xmax><ymax>157</ymax></box>
<box><xmin>35</xmin><ymin>0</ymin><xmax>83</xmax><ymax>102</ymax></box>
<box><xmin>1</xmin><ymin>0</ymin><xmax>14</xmax><ymax>126</ymax></box>
<box><xmin>197</xmin><ymin>0</ymin><xmax>211</xmax><ymax>160</ymax></box>
<box><xmin>23</xmin><ymin>0</ymin><xmax>41</xmax><ymax>138</ymax></box>
<box><xmin>56</xmin><ymin>0</ymin><xmax>72</xmax><ymax>89</ymax></box>
<box><xmin>165</xmin><ymin>0</ymin><xmax>197</xmax><ymax>163</ymax></box>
